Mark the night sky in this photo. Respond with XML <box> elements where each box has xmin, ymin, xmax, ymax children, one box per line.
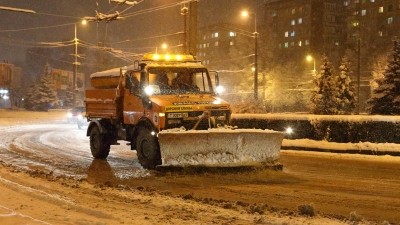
<box><xmin>0</xmin><ymin>0</ymin><xmax>264</xmax><ymax>65</ymax></box>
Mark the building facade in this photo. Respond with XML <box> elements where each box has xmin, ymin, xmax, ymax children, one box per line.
<box><xmin>45</xmin><ymin>64</ymin><xmax>85</xmax><ymax>107</ymax></box>
<box><xmin>0</xmin><ymin>62</ymin><xmax>22</xmax><ymax>108</ymax></box>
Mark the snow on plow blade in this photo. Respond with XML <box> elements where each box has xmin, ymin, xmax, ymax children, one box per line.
<box><xmin>158</xmin><ymin>128</ymin><xmax>284</xmax><ymax>167</ymax></box>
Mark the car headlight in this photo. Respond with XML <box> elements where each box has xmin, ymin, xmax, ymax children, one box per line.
<box><xmin>67</xmin><ymin>112</ymin><xmax>73</xmax><ymax>118</ymax></box>
<box><xmin>77</xmin><ymin>114</ymin><xmax>83</xmax><ymax>120</ymax></box>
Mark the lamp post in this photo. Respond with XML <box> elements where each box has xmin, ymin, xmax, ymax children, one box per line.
<box><xmin>241</xmin><ymin>10</ymin><xmax>258</xmax><ymax>100</ymax></box>
<box><xmin>306</xmin><ymin>54</ymin><xmax>316</xmax><ymax>76</ymax></box>
<box><xmin>72</xmin><ymin>20</ymin><xmax>86</xmax><ymax>107</ymax></box>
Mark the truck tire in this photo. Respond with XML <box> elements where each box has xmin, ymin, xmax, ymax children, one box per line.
<box><xmin>136</xmin><ymin>128</ymin><xmax>161</xmax><ymax>169</ymax></box>
<box><xmin>90</xmin><ymin>126</ymin><xmax>110</xmax><ymax>159</ymax></box>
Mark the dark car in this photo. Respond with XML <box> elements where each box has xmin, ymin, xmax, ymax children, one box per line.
<box><xmin>66</xmin><ymin>106</ymin><xmax>88</xmax><ymax>129</ymax></box>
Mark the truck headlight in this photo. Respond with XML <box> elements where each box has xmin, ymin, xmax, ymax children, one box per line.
<box><xmin>216</xmin><ymin>85</ymin><xmax>225</xmax><ymax>94</ymax></box>
<box><xmin>144</xmin><ymin>86</ymin><xmax>154</xmax><ymax>96</ymax></box>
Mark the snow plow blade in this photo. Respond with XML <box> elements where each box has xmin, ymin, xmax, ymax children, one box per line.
<box><xmin>158</xmin><ymin>128</ymin><xmax>284</xmax><ymax>167</ymax></box>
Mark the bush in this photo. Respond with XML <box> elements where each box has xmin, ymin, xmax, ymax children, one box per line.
<box><xmin>298</xmin><ymin>204</ymin><xmax>315</xmax><ymax>217</ymax></box>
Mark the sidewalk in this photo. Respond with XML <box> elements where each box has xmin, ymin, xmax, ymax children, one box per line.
<box><xmin>282</xmin><ymin>139</ymin><xmax>400</xmax><ymax>156</ymax></box>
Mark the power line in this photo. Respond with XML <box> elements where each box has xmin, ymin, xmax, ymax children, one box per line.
<box><xmin>0</xmin><ymin>22</ymin><xmax>76</xmax><ymax>33</ymax></box>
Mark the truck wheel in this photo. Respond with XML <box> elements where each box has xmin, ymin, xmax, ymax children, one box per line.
<box><xmin>90</xmin><ymin>126</ymin><xmax>110</xmax><ymax>159</ymax></box>
<box><xmin>136</xmin><ymin>128</ymin><xmax>161</xmax><ymax>169</ymax></box>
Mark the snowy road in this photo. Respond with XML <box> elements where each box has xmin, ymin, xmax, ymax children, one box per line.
<box><xmin>1</xmin><ymin>121</ymin><xmax>400</xmax><ymax>224</ymax></box>
<box><xmin>0</xmin><ymin>123</ymin><xmax>147</xmax><ymax>179</ymax></box>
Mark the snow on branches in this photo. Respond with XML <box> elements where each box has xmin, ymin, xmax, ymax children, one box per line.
<box><xmin>368</xmin><ymin>40</ymin><xmax>400</xmax><ymax>115</ymax></box>
<box><xmin>310</xmin><ymin>55</ymin><xmax>356</xmax><ymax>115</ymax></box>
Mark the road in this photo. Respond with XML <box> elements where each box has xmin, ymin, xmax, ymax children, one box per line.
<box><xmin>0</xmin><ymin>122</ymin><xmax>399</xmax><ymax>224</ymax></box>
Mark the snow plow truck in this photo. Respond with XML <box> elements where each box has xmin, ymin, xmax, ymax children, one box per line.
<box><xmin>85</xmin><ymin>53</ymin><xmax>284</xmax><ymax>169</ymax></box>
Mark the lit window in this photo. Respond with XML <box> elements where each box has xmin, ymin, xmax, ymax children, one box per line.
<box><xmin>230</xmin><ymin>41</ymin><xmax>234</xmax><ymax>46</ymax></box>
<box><xmin>379</xmin><ymin>6</ymin><xmax>383</xmax><ymax>13</ymax></box>
<box><xmin>388</xmin><ymin>17</ymin><xmax>393</xmax><ymax>24</ymax></box>
<box><xmin>290</xmin><ymin>31</ymin><xmax>295</xmax><ymax>37</ymax></box>
<box><xmin>361</xmin><ymin>9</ymin><xmax>366</xmax><ymax>16</ymax></box>
<box><xmin>335</xmin><ymin>42</ymin><xmax>340</xmax><ymax>46</ymax></box>
<box><xmin>291</xmin><ymin>8</ymin><xmax>296</xmax><ymax>14</ymax></box>
<box><xmin>203</xmin><ymin>35</ymin><xmax>207</xmax><ymax>40</ymax></box>
<box><xmin>284</xmin><ymin>42</ymin><xmax>289</xmax><ymax>48</ymax></box>
<box><xmin>214</xmin><ymin>41</ymin><xmax>219</xmax><ymax>46</ymax></box>
<box><xmin>352</xmin><ymin>21</ymin><xmax>359</xmax><ymax>27</ymax></box>
<box><xmin>285</xmin><ymin>31</ymin><xmax>289</xmax><ymax>37</ymax></box>
<box><xmin>291</xmin><ymin>19</ymin><xmax>296</xmax><ymax>25</ymax></box>
<box><xmin>344</xmin><ymin>1</ymin><xmax>349</xmax><ymax>6</ymax></box>
<box><xmin>298</xmin><ymin>41</ymin><xmax>302</xmax><ymax>47</ymax></box>
<box><xmin>378</xmin><ymin>31</ymin><xmax>383</xmax><ymax>36</ymax></box>
<box><xmin>370</xmin><ymin>0</ymin><xmax>375</xmax><ymax>2</ymax></box>
<box><xmin>305</xmin><ymin>40</ymin><xmax>310</xmax><ymax>45</ymax></box>
<box><xmin>212</xmin><ymin>32</ymin><xmax>219</xmax><ymax>38</ymax></box>
<box><xmin>229</xmin><ymin>31</ymin><xmax>236</xmax><ymax>37</ymax></box>
<box><xmin>298</xmin><ymin>18</ymin><xmax>303</xmax><ymax>24</ymax></box>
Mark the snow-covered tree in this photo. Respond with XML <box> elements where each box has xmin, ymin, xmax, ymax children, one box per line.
<box><xmin>368</xmin><ymin>40</ymin><xmax>400</xmax><ymax>115</ymax></box>
<box><xmin>335</xmin><ymin>56</ymin><xmax>356</xmax><ymax>114</ymax></box>
<box><xmin>63</xmin><ymin>91</ymin><xmax>74</xmax><ymax>108</ymax></box>
<box><xmin>24</xmin><ymin>73</ymin><xmax>59</xmax><ymax>111</ymax></box>
<box><xmin>310</xmin><ymin>55</ymin><xmax>338</xmax><ymax>114</ymax></box>
<box><xmin>24</xmin><ymin>84</ymin><xmax>37</xmax><ymax>110</ymax></box>
<box><xmin>370</xmin><ymin>53</ymin><xmax>388</xmax><ymax>91</ymax></box>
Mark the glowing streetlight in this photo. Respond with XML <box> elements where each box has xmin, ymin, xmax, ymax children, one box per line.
<box><xmin>161</xmin><ymin>43</ymin><xmax>168</xmax><ymax>50</ymax></box>
<box><xmin>241</xmin><ymin>9</ymin><xmax>259</xmax><ymax>100</ymax></box>
<box><xmin>306</xmin><ymin>54</ymin><xmax>316</xmax><ymax>75</ymax></box>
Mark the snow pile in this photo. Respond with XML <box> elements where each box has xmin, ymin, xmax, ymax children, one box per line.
<box><xmin>158</xmin><ymin>128</ymin><xmax>284</xmax><ymax>167</ymax></box>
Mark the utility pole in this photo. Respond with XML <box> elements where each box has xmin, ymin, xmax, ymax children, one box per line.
<box><xmin>188</xmin><ymin>1</ymin><xmax>198</xmax><ymax>56</ymax></box>
<box><xmin>254</xmin><ymin>20</ymin><xmax>259</xmax><ymax>100</ymax></box>
<box><xmin>73</xmin><ymin>24</ymin><xmax>79</xmax><ymax>107</ymax></box>
<box><xmin>181</xmin><ymin>5</ymin><xmax>188</xmax><ymax>54</ymax></box>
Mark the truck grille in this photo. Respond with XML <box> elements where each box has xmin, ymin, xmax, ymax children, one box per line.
<box><xmin>165</xmin><ymin>110</ymin><xmax>229</xmax><ymax>130</ymax></box>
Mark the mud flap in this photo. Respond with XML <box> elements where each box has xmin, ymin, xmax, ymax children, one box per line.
<box><xmin>158</xmin><ymin>128</ymin><xmax>284</xmax><ymax>167</ymax></box>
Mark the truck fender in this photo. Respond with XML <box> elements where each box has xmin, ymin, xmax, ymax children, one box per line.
<box><xmin>86</xmin><ymin>120</ymin><xmax>105</xmax><ymax>136</ymax></box>
<box><xmin>132</xmin><ymin>118</ymin><xmax>156</xmax><ymax>141</ymax></box>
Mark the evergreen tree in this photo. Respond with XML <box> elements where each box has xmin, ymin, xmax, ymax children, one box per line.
<box><xmin>32</xmin><ymin>74</ymin><xmax>59</xmax><ymax>111</ymax></box>
<box><xmin>25</xmin><ymin>72</ymin><xmax>59</xmax><ymax>111</ymax></box>
<box><xmin>336</xmin><ymin>56</ymin><xmax>356</xmax><ymax>114</ymax></box>
<box><xmin>310</xmin><ymin>55</ymin><xmax>338</xmax><ymax>114</ymax></box>
<box><xmin>368</xmin><ymin>40</ymin><xmax>400</xmax><ymax>115</ymax></box>
<box><xmin>24</xmin><ymin>84</ymin><xmax>37</xmax><ymax>110</ymax></box>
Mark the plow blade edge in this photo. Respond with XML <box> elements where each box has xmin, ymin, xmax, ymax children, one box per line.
<box><xmin>158</xmin><ymin>129</ymin><xmax>284</xmax><ymax>167</ymax></box>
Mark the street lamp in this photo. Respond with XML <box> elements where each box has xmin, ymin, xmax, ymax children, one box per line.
<box><xmin>306</xmin><ymin>54</ymin><xmax>316</xmax><ymax>75</ymax></box>
<box><xmin>241</xmin><ymin>9</ymin><xmax>259</xmax><ymax>100</ymax></box>
<box><xmin>72</xmin><ymin>20</ymin><xmax>86</xmax><ymax>107</ymax></box>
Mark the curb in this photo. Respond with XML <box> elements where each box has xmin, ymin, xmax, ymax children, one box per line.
<box><xmin>281</xmin><ymin>146</ymin><xmax>400</xmax><ymax>156</ymax></box>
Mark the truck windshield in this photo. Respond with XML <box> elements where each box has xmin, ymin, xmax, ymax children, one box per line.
<box><xmin>147</xmin><ymin>67</ymin><xmax>213</xmax><ymax>95</ymax></box>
